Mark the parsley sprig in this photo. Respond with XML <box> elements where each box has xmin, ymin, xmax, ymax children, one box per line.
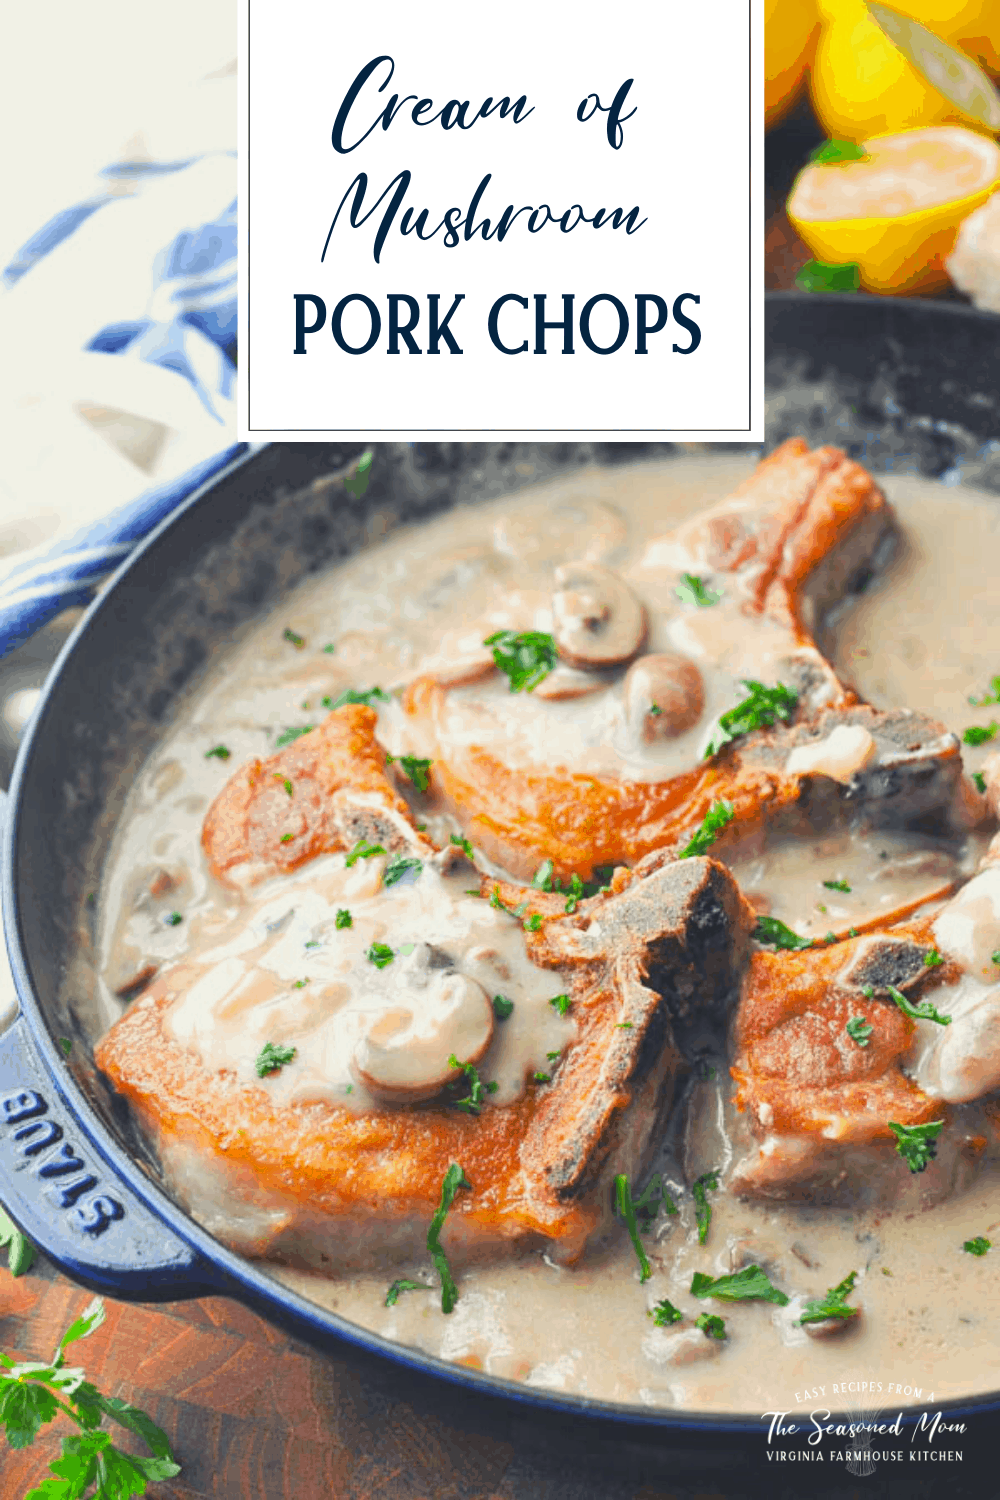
<box><xmin>345</xmin><ymin>838</ymin><xmax>386</xmax><ymax>867</ymax></box>
<box><xmin>753</xmin><ymin>916</ymin><xmax>813</xmax><ymax>951</ymax></box>
<box><xmin>696</xmin><ymin>1312</ymin><xmax>727</xmax><ymax>1340</ymax></box>
<box><xmin>964</xmin><ymin>722</ymin><xmax>998</xmax><ymax>746</ymax></box>
<box><xmin>798</xmin><ymin>1269</ymin><xmax>860</xmax><ymax>1325</ymax></box>
<box><xmin>704</xmin><ymin>681</ymin><xmax>798</xmax><ymax>759</ymax></box>
<box><xmin>255</xmin><ymin>1041</ymin><xmax>296</xmax><ymax>1077</ymax></box>
<box><xmin>329</xmin><ymin>686</ymin><xmax>390</xmax><ymax>710</ymax></box>
<box><xmin>823</xmin><ymin>879</ymin><xmax>851</xmax><ymax>892</ymax></box>
<box><xmin>886</xmin><ymin>983</ymin><xmax>951</xmax><ymax>1027</ymax></box>
<box><xmin>275</xmin><ymin>724</ymin><xmax>314</xmax><ymax>748</ymax></box>
<box><xmin>963</xmin><ymin>1236</ymin><xmax>991</xmax><ymax>1257</ymax></box>
<box><xmin>447</xmin><ymin>1055</ymin><xmax>498</xmax><ymax>1115</ymax></box>
<box><xmin>615</xmin><ymin>1175</ymin><xmax>653</xmax><ymax>1283</ymax></box>
<box><xmin>969</xmin><ymin>676</ymin><xmax>1000</xmax><ymax>707</ymax></box>
<box><xmin>649</xmin><ymin>1299</ymin><xmax>683</xmax><ymax>1327</ymax></box>
<box><xmin>889</xmin><ymin>1119</ymin><xmax>944</xmax><ymax>1173</ymax></box>
<box><xmin>675</xmin><ymin>574</ymin><xmax>721</xmax><ymax>608</ymax></box>
<box><xmin>382</xmin><ymin>854</ymin><xmax>422</xmax><ymax>888</ymax></box>
<box><xmin>690</xmin><ymin>1265</ymin><xmax>789</xmax><ymax>1305</ymax></box>
<box><xmin>483</xmin><ymin>630</ymin><xmax>558</xmax><ymax>693</ymax></box>
<box><xmin>428</xmin><ymin>1164</ymin><xmax>471</xmax><ymax>1313</ymax></box>
<box><xmin>0</xmin><ymin>1296</ymin><xmax>181</xmax><ymax>1497</ymax></box>
<box><xmin>692</xmin><ymin>1170</ymin><xmax>719</xmax><ymax>1245</ymax></box>
<box><xmin>530</xmin><ymin>860</ymin><xmax>615</xmax><ymax>912</ymax></box>
<box><xmin>387</xmin><ymin>754</ymin><xmax>433</xmax><ymax>792</ymax></box>
<box><xmin>846</xmin><ymin>1016</ymin><xmax>873</xmax><ymax>1048</ymax></box>
<box><xmin>678</xmin><ymin>800</ymin><xmax>734</xmax><ymax>858</ymax></box>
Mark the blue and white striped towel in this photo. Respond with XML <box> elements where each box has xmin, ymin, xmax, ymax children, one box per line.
<box><xmin>0</xmin><ymin>152</ymin><xmax>244</xmax><ymax>661</ymax></box>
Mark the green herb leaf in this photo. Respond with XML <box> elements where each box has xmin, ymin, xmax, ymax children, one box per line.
<box><xmin>255</xmin><ymin>1041</ymin><xmax>297</xmax><ymax>1077</ymax></box>
<box><xmin>809</xmin><ymin>138</ymin><xmax>868</xmax><ymax>164</ymax></box>
<box><xmin>283</xmin><ymin>628</ymin><xmax>305</xmax><ymax>648</ymax></box>
<box><xmin>532</xmin><ymin>859</ymin><xmax>555</xmax><ymax>891</ymax></box>
<box><xmin>58</xmin><ymin>1038</ymin><xmax>72</xmax><ymax>1058</ymax></box>
<box><xmin>886</xmin><ymin>983</ymin><xmax>951</xmax><ymax>1027</ymax></box>
<box><xmin>492</xmin><ymin>994</ymin><xmax>514</xmax><ymax>1020</ymax></box>
<box><xmin>614</xmin><ymin>1174</ymin><xmax>652</xmax><ymax>1283</ymax></box>
<box><xmin>366</xmin><ymin>942</ymin><xmax>395</xmax><ymax>969</ymax></box>
<box><xmin>382</xmin><ymin>854</ymin><xmax>422</xmax><ymax>888</ymax></box>
<box><xmin>923</xmin><ymin>949</ymin><xmax>944</xmax><ymax>968</ymax></box>
<box><xmin>483</xmin><ymin>629</ymin><xmax>558</xmax><ymax>694</ymax></box>
<box><xmin>964</xmin><ymin>722</ymin><xmax>999</xmax><ymax>746</ymax></box>
<box><xmin>450</xmin><ymin>834</ymin><xmax>475</xmax><ymax>860</ymax></box>
<box><xmin>427</xmin><ymin>1163</ymin><xmax>471</xmax><ymax>1314</ymax></box>
<box><xmin>275</xmin><ymin>724</ymin><xmax>315</xmax><ymax>748</ymax></box>
<box><xmin>385</xmin><ymin>1278</ymin><xmax>425</xmax><ymax>1307</ymax></box>
<box><xmin>345</xmin><ymin>838</ymin><xmax>386</xmax><ymax>867</ymax></box>
<box><xmin>754</xmin><ymin>916</ymin><xmax>813</xmax><ymax>951</ymax></box>
<box><xmin>204</xmin><ymin>744</ymin><xmax>231</xmax><ymax>761</ymax></box>
<box><xmin>344</xmin><ymin>449</ymin><xmax>374</xmax><ymax>500</ymax></box>
<box><xmin>649</xmin><ymin>703</ymin><xmax>662</xmax><ymax>716</ymax></box>
<box><xmin>796</xmin><ymin>259</ymin><xmax>862</xmax><ymax>294</ymax></box>
<box><xmin>963</xmin><ymin>1236</ymin><xmax>991</xmax><ymax>1257</ymax></box>
<box><xmin>678</xmin><ymin>799</ymin><xmax>735</xmax><ymax>858</ymax></box>
<box><xmin>704</xmin><ymin>680</ymin><xmax>798</xmax><ymax>759</ymax></box>
<box><xmin>633</xmin><ymin>1172</ymin><xmax>679</xmax><ymax>1224</ymax></box>
<box><xmin>0</xmin><ymin>1207</ymin><xmax>34</xmax><ymax>1278</ymax></box>
<box><xmin>846</xmin><ymin>1016</ymin><xmax>874</xmax><ymax>1048</ymax></box>
<box><xmin>323</xmin><ymin>642</ymin><xmax>336</xmax><ymax>654</ymax></box>
<box><xmin>969</xmin><ymin>675</ymin><xmax>1000</xmax><ymax>707</ymax></box>
<box><xmin>532</xmin><ymin>1071</ymin><xmax>551</xmax><ymax>1084</ymax></box>
<box><xmin>691</xmin><ymin>1265</ymin><xmax>789</xmax><ymax>1305</ymax></box>
<box><xmin>798</xmin><ymin>1269</ymin><xmax>860</xmax><ymax>1324</ymax></box>
<box><xmin>649</xmin><ymin>1299</ymin><xmax>684</xmax><ymax>1327</ymax></box>
<box><xmin>446</xmin><ymin>1054</ymin><xmax>497</xmax><ymax>1115</ymax></box>
<box><xmin>335</xmin><ymin>909</ymin><xmax>352</xmax><ymax>930</ymax></box>
<box><xmin>330</xmin><ymin>686</ymin><xmax>390</xmax><ymax>710</ymax></box>
<box><xmin>675</xmin><ymin>573</ymin><xmax>721</xmax><ymax>608</ymax></box>
<box><xmin>889</xmin><ymin>1119</ymin><xmax>944</xmax><ymax>1173</ymax></box>
<box><xmin>823</xmin><ymin>879</ymin><xmax>851</xmax><ymax>892</ymax></box>
<box><xmin>163</xmin><ymin>912</ymin><xmax>183</xmax><ymax>927</ymax></box>
<box><xmin>695</xmin><ymin>1312</ymin><xmax>727</xmax><ymax>1340</ymax></box>
<box><xmin>273</xmin><ymin>774</ymin><xmax>294</xmax><ymax>797</ymax></box>
<box><xmin>394</xmin><ymin>755</ymin><xmax>433</xmax><ymax>792</ymax></box>
<box><xmin>973</xmin><ymin>771</ymin><xmax>987</xmax><ymax>794</ymax></box>
<box><xmin>280</xmin><ymin>833</ymin><xmax>294</xmax><ymax>844</ymax></box>
<box><xmin>692</xmin><ymin>1170</ymin><xmax>719</xmax><ymax>1246</ymax></box>
<box><xmin>549</xmin><ymin>994</ymin><xmax>572</xmax><ymax>1016</ymax></box>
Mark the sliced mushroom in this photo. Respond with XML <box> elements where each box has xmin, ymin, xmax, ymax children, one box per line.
<box><xmin>351</xmin><ymin>970</ymin><xmax>495</xmax><ymax>1104</ymax></box>
<box><xmin>532</xmin><ymin>664</ymin><xmax>609</xmax><ymax>701</ymax></box>
<box><xmin>551</xmin><ymin>563</ymin><xmax>646</xmax><ymax>669</ymax></box>
<box><xmin>623</xmin><ymin>653</ymin><xmax>704</xmax><ymax>741</ymax></box>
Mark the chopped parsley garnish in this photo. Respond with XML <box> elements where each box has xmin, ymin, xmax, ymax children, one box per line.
<box><xmin>493</xmin><ymin>994</ymin><xmax>514</xmax><ymax>1020</ymax></box>
<box><xmin>345</xmin><ymin>837</ymin><xmax>386</xmax><ymax>867</ymax></box>
<box><xmin>549</xmin><ymin>993</ymin><xmax>572</xmax><ymax>1016</ymax></box>
<box><xmin>889</xmin><ymin>1119</ymin><xmax>944</xmax><ymax>1173</ymax></box>
<box><xmin>533</xmin><ymin>1071</ymin><xmax>551</xmax><ymax>1084</ymax></box>
<box><xmin>283</xmin><ymin>627</ymin><xmax>305</xmax><ymax>648</ymax></box>
<box><xmin>275</xmin><ymin>724</ymin><xmax>315</xmax><ymax>747</ymax></box>
<box><xmin>385</xmin><ymin>1278</ymin><xmax>425</xmax><ymax>1307</ymax></box>
<box><xmin>798</xmin><ymin>1269</ymin><xmax>860</xmax><ymax>1325</ymax></box>
<box><xmin>546</xmin><ymin>1050</ymin><xmax>561</xmax><ymax>1062</ymax></box>
<box><xmin>963</xmin><ymin>1236</ymin><xmax>991</xmax><ymax>1257</ymax></box>
<box><xmin>823</xmin><ymin>879</ymin><xmax>851</xmax><ymax>892</ymax></box>
<box><xmin>490</xmin><ymin>885</ymin><xmax>546</xmax><ymax>932</ymax></box>
<box><xmin>428</xmin><ymin>1162</ymin><xmax>471</xmax><ymax>1314</ymax></box>
<box><xmin>280</xmin><ymin>832</ymin><xmax>294</xmax><ymax>844</ymax></box>
<box><xmin>824</xmin><ymin>931</ymin><xmax>837</xmax><ymax>945</ymax></box>
<box><xmin>614</xmin><ymin>1174</ymin><xmax>652</xmax><ymax>1282</ymax></box>
<box><xmin>335</xmin><ymin>908</ymin><xmax>352</xmax><ymax>929</ymax></box>
<box><xmin>973</xmin><ymin>771</ymin><xmax>987</xmax><ymax>794</ymax></box>
<box><xmin>273</xmin><ymin>773</ymin><xmax>294</xmax><ymax>796</ymax></box>
<box><xmin>483</xmin><ymin>629</ymin><xmax>558</xmax><ymax>694</ymax></box>
<box><xmin>366</xmin><ymin>942</ymin><xmax>395</xmax><ymax>969</ymax></box>
<box><xmin>162</xmin><ymin>911</ymin><xmax>183</xmax><ymax>928</ymax></box>
<box><xmin>524</xmin><ymin>912</ymin><xmax>542</xmax><ymax>932</ymax></box>
<box><xmin>344</xmin><ymin>448</ymin><xmax>374</xmax><ymax>499</ymax></box>
<box><xmin>969</xmin><ymin>675</ymin><xmax>1000</xmax><ymax>707</ymax></box>
<box><xmin>678</xmin><ymin>799</ymin><xmax>735</xmax><ymax>859</ymax></box>
<box><xmin>633</xmin><ymin>1172</ymin><xmax>679</xmax><ymax>1224</ymax></box>
<box><xmin>704</xmin><ymin>680</ymin><xmax>798</xmax><ymax>759</ymax></box>
<box><xmin>846</xmin><ymin>1016</ymin><xmax>873</xmax><ymax>1048</ymax></box>
<box><xmin>382</xmin><ymin>854</ymin><xmax>422</xmax><ymax>888</ymax></box>
<box><xmin>530</xmin><ymin>860</ymin><xmax>612</xmax><ymax>911</ymax></box>
<box><xmin>753</xmin><ymin>916</ymin><xmax>813</xmax><ymax>950</ymax></box>
<box><xmin>692</xmin><ymin>1170</ymin><xmax>719</xmax><ymax>1245</ymax></box>
<box><xmin>447</xmin><ymin>1054</ymin><xmax>498</xmax><ymax>1114</ymax></box>
<box><xmin>387</xmin><ymin>753</ymin><xmax>433</xmax><ymax>792</ymax></box>
<box><xmin>924</xmin><ymin>948</ymin><xmax>944</xmax><ymax>967</ymax></box>
<box><xmin>450</xmin><ymin>834</ymin><xmax>475</xmax><ymax>860</ymax></box>
<box><xmin>255</xmin><ymin>1041</ymin><xmax>297</xmax><ymax>1077</ymax></box>
<box><xmin>293</xmin><ymin>978</ymin><xmax>309</xmax><ymax>989</ymax></box>
<box><xmin>696</xmin><ymin>1312</ymin><xmax>727</xmax><ymax>1339</ymax></box>
<box><xmin>964</xmin><ymin>722</ymin><xmax>999</xmax><ymax>746</ymax></box>
<box><xmin>57</xmin><ymin>1037</ymin><xmax>72</xmax><ymax>1058</ymax></box>
<box><xmin>0</xmin><ymin>1205</ymin><xmax>35</xmax><ymax>1276</ymax></box>
<box><xmin>323</xmin><ymin>642</ymin><xmax>336</xmax><ymax>653</ymax></box>
<box><xmin>796</xmin><ymin>259</ymin><xmax>861</xmax><ymax>294</ymax></box>
<box><xmin>649</xmin><ymin>703</ymin><xmax>662</xmax><ymax>716</ymax></box>
<box><xmin>205</xmin><ymin>743</ymin><xmax>231</xmax><ymax>760</ymax></box>
<box><xmin>330</xmin><ymin>686</ymin><xmax>391</xmax><ymax>710</ymax></box>
<box><xmin>993</xmin><ymin>953</ymin><xmax>1000</xmax><ymax>967</ymax></box>
<box><xmin>886</xmin><ymin>983</ymin><xmax>951</xmax><ymax>1027</ymax></box>
<box><xmin>691</xmin><ymin>1265</ymin><xmax>789</xmax><ymax>1305</ymax></box>
<box><xmin>675</xmin><ymin>573</ymin><xmax>721</xmax><ymax>608</ymax></box>
<box><xmin>810</xmin><ymin>137</ymin><xmax>868</xmax><ymax>164</ymax></box>
<box><xmin>649</xmin><ymin>1299</ymin><xmax>684</xmax><ymax>1327</ymax></box>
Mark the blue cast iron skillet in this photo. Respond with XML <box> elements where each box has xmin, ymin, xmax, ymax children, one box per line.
<box><xmin>2</xmin><ymin>293</ymin><xmax>1000</xmax><ymax>1470</ymax></box>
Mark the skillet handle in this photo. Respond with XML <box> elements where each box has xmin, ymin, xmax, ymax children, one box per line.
<box><xmin>0</xmin><ymin>1013</ymin><xmax>219</xmax><ymax>1299</ymax></box>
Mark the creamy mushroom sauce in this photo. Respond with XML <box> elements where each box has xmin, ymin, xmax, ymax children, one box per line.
<box><xmin>94</xmin><ymin>454</ymin><xmax>1000</xmax><ymax>1413</ymax></box>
